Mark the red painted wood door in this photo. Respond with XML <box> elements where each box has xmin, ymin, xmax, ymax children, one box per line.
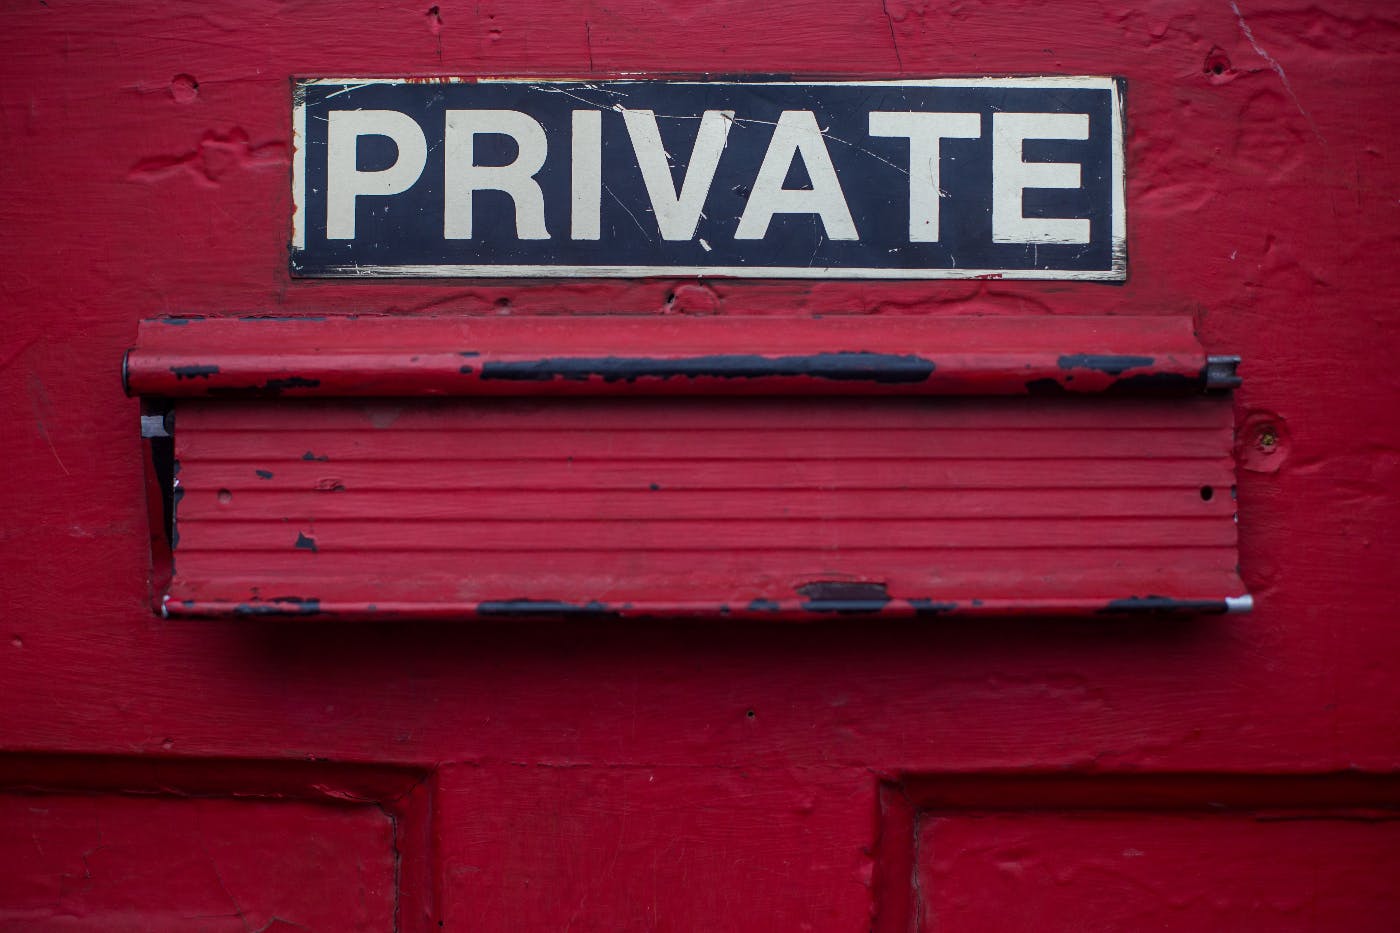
<box><xmin>3</xmin><ymin>1</ymin><xmax>1398</xmax><ymax>930</ymax></box>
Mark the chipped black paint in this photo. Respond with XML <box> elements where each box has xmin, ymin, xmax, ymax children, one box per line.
<box><xmin>302</xmin><ymin>451</ymin><xmax>329</xmax><ymax>462</ymax></box>
<box><xmin>236</xmin><ymin>315</ymin><xmax>328</xmax><ymax>322</ymax></box>
<box><xmin>1028</xmin><ymin>367</ymin><xmax>1205</xmax><ymax>395</ymax></box>
<box><xmin>747</xmin><ymin>599</ymin><xmax>781</xmax><ymax>613</ymax></box>
<box><xmin>798</xmin><ymin>581</ymin><xmax>891</xmax><ymax>604</ymax></box>
<box><xmin>908</xmin><ymin>598</ymin><xmax>958</xmax><ymax>615</ymax></box>
<box><xmin>261</xmin><ymin>376</ymin><xmax>321</xmax><ymax>393</ymax></box>
<box><xmin>206</xmin><ymin>375</ymin><xmax>322</xmax><ymax>397</ymax></box>
<box><xmin>797</xmin><ymin>581</ymin><xmax>892</xmax><ymax>614</ymax></box>
<box><xmin>232</xmin><ymin>596</ymin><xmax>323</xmax><ymax>617</ymax></box>
<box><xmin>171</xmin><ymin>364</ymin><xmax>219</xmax><ymax>380</ymax></box>
<box><xmin>801</xmin><ymin>600</ymin><xmax>894</xmax><ymax>615</ymax></box>
<box><xmin>294</xmin><ymin>532</ymin><xmax>318</xmax><ymax>553</ymax></box>
<box><xmin>458</xmin><ymin>365</ymin><xmax>473</xmax><ymax>375</ymax></box>
<box><xmin>255</xmin><ymin>469</ymin><xmax>274</xmax><ymax>480</ymax></box>
<box><xmin>1057</xmin><ymin>354</ymin><xmax>1154</xmax><ymax>375</ymax></box>
<box><xmin>476</xmin><ymin>599</ymin><xmax>622</xmax><ymax>618</ymax></box>
<box><xmin>1098</xmin><ymin>595</ymin><xmax>1228</xmax><ymax>614</ymax></box>
<box><xmin>1104</xmin><ymin>372</ymin><xmax>1202</xmax><ymax>393</ymax></box>
<box><xmin>479</xmin><ymin>352</ymin><xmax>935</xmax><ymax>384</ymax></box>
<box><xmin>1024</xmin><ymin>377</ymin><xmax>1070</xmax><ymax>396</ymax></box>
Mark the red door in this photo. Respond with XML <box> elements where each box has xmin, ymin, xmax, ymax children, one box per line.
<box><xmin>3</xmin><ymin>2</ymin><xmax>1399</xmax><ymax>930</ymax></box>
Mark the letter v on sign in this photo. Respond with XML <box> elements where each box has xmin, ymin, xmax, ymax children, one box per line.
<box><xmin>622</xmin><ymin>109</ymin><xmax>735</xmax><ymax>241</ymax></box>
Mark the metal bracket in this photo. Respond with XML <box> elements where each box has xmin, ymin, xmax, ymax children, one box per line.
<box><xmin>1205</xmin><ymin>355</ymin><xmax>1242</xmax><ymax>390</ymax></box>
<box><xmin>140</xmin><ymin>411</ymin><xmax>173</xmax><ymax>438</ymax></box>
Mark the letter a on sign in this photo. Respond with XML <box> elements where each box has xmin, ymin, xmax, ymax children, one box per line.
<box><xmin>735</xmin><ymin>110</ymin><xmax>858</xmax><ymax>241</ymax></box>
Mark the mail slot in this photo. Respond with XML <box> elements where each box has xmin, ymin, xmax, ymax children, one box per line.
<box><xmin>123</xmin><ymin>313</ymin><xmax>1247</xmax><ymax>620</ymax></box>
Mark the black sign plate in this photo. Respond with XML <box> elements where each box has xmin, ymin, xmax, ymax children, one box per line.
<box><xmin>292</xmin><ymin>77</ymin><xmax>1124</xmax><ymax>280</ymax></box>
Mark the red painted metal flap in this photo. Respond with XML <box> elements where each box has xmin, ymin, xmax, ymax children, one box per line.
<box><xmin>125</xmin><ymin>314</ymin><xmax>1249</xmax><ymax>620</ymax></box>
<box><xmin>124</xmin><ymin>314</ymin><xmax>1227</xmax><ymax>398</ymax></box>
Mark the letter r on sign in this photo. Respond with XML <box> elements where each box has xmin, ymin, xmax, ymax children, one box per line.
<box><xmin>444</xmin><ymin>110</ymin><xmax>551</xmax><ymax>240</ymax></box>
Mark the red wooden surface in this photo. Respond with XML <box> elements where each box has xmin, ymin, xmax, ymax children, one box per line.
<box><xmin>875</xmin><ymin>774</ymin><xmax>1400</xmax><ymax>932</ymax></box>
<box><xmin>3</xmin><ymin>0</ymin><xmax>1400</xmax><ymax>930</ymax></box>
<box><xmin>0</xmin><ymin>794</ymin><xmax>397</xmax><ymax>930</ymax></box>
<box><xmin>916</xmin><ymin>811</ymin><xmax>1400</xmax><ymax>930</ymax></box>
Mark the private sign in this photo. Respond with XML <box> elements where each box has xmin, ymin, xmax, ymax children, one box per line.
<box><xmin>291</xmin><ymin>77</ymin><xmax>1125</xmax><ymax>280</ymax></box>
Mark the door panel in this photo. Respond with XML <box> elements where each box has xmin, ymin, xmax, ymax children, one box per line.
<box><xmin>873</xmin><ymin>775</ymin><xmax>1400</xmax><ymax>932</ymax></box>
<box><xmin>0</xmin><ymin>794</ymin><xmax>396</xmax><ymax>931</ymax></box>
<box><xmin>918</xmin><ymin>812</ymin><xmax>1400</xmax><ymax>932</ymax></box>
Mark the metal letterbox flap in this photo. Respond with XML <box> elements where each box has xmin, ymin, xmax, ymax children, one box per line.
<box><xmin>125</xmin><ymin>314</ymin><xmax>1249</xmax><ymax>620</ymax></box>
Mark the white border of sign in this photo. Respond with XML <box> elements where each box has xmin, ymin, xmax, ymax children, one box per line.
<box><xmin>291</xmin><ymin>76</ymin><xmax>1126</xmax><ymax>281</ymax></box>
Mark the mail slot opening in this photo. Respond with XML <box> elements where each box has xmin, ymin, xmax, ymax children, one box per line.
<box><xmin>125</xmin><ymin>313</ymin><xmax>1249</xmax><ymax>620</ymax></box>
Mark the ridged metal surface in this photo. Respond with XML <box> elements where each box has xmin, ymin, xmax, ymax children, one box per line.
<box><xmin>167</xmin><ymin>394</ymin><xmax>1244</xmax><ymax>619</ymax></box>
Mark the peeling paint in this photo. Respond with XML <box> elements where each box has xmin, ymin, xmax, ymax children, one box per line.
<box><xmin>476</xmin><ymin>599</ymin><xmax>621</xmax><ymax>618</ymax></box>
<box><xmin>1105</xmin><ymin>372</ymin><xmax>1201</xmax><ymax>393</ymax></box>
<box><xmin>480</xmin><ymin>352</ymin><xmax>935</xmax><ymax>384</ymax></box>
<box><xmin>1099</xmin><ymin>596</ymin><xmax>1229</xmax><ymax>614</ymax></box>
<box><xmin>170</xmin><ymin>364</ymin><xmax>219</xmax><ymax>380</ymax></box>
<box><xmin>263</xmin><ymin>376</ymin><xmax>321</xmax><ymax>393</ymax></box>
<box><xmin>1056</xmin><ymin>354</ymin><xmax>1154</xmax><ymax>375</ymax></box>
<box><xmin>231</xmin><ymin>596</ymin><xmax>323</xmax><ymax>617</ymax></box>
<box><xmin>1024</xmin><ymin>377</ymin><xmax>1071</xmax><ymax>395</ymax></box>
<box><xmin>800</xmin><ymin>600</ymin><xmax>894</xmax><ymax>615</ymax></box>
<box><xmin>797</xmin><ymin>581</ymin><xmax>891</xmax><ymax>603</ymax></box>
<box><xmin>908</xmin><ymin>598</ymin><xmax>958</xmax><ymax>615</ymax></box>
<box><xmin>236</xmin><ymin>315</ymin><xmax>329</xmax><ymax>323</ymax></box>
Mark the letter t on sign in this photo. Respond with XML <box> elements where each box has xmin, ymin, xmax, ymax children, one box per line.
<box><xmin>869</xmin><ymin>112</ymin><xmax>982</xmax><ymax>243</ymax></box>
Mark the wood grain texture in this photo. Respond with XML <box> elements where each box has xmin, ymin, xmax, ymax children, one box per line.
<box><xmin>2</xmin><ymin>0</ymin><xmax>1399</xmax><ymax>928</ymax></box>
